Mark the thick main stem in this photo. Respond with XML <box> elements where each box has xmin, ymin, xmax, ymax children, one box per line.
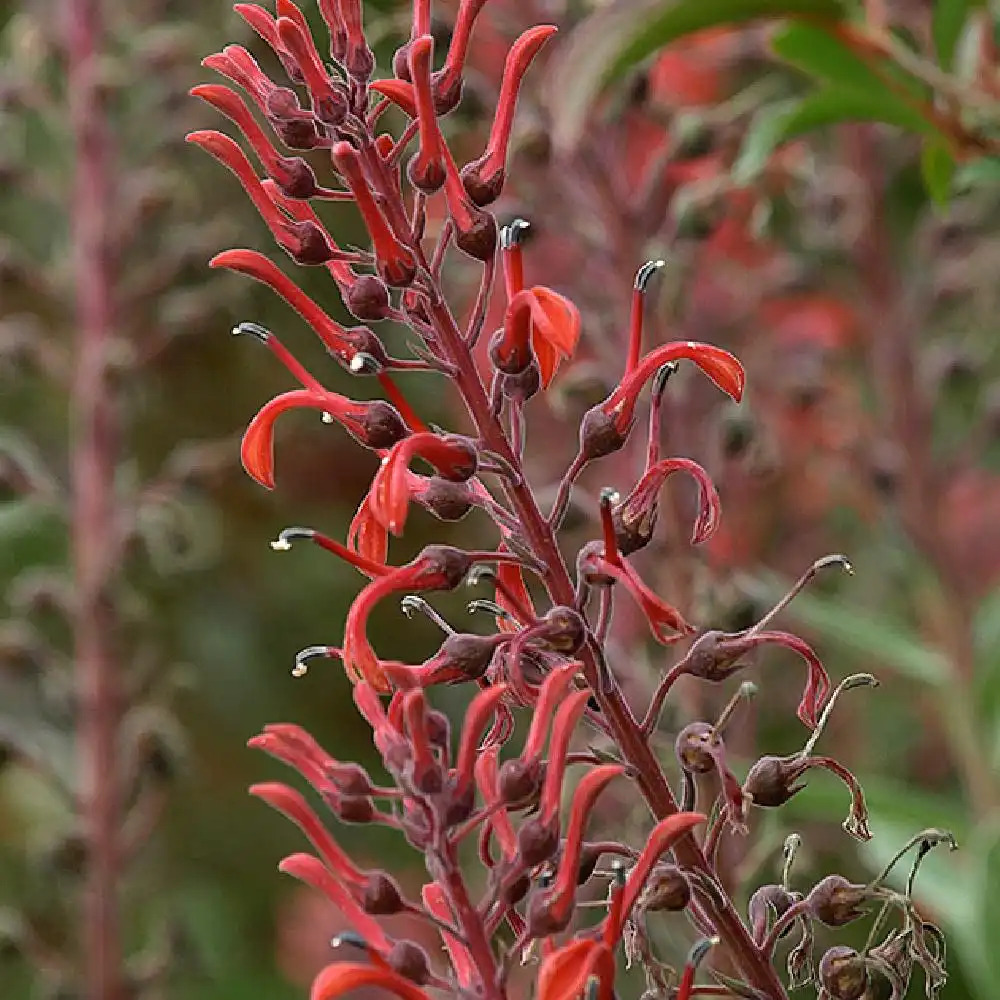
<box><xmin>66</xmin><ymin>0</ymin><xmax>123</xmax><ymax>998</ymax></box>
<box><xmin>421</xmin><ymin>296</ymin><xmax>789</xmax><ymax>1000</ymax></box>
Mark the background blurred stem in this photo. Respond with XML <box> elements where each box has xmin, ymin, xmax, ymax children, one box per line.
<box><xmin>66</xmin><ymin>0</ymin><xmax>124</xmax><ymax>996</ymax></box>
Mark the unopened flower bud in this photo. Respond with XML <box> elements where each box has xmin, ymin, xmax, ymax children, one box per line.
<box><xmin>354</xmin><ymin>400</ymin><xmax>408</xmax><ymax>450</ymax></box>
<box><xmin>806</xmin><ymin>875</ymin><xmax>870</xmax><ymax>927</ymax></box>
<box><xmin>326</xmin><ymin>762</ymin><xmax>374</xmax><ymax>797</ymax></box>
<box><xmin>640</xmin><ymin>864</ymin><xmax>691</xmax><ymax>912</ymax></box>
<box><xmin>517</xmin><ymin>818</ymin><xmax>558</xmax><ymax>867</ymax></box>
<box><xmin>421</xmin><ymin>478</ymin><xmax>474</xmax><ymax>521</ymax></box>
<box><xmin>336</xmin><ymin>795</ymin><xmax>376</xmax><ymax>824</ymax></box>
<box><xmin>443</xmin><ymin>779</ymin><xmax>475</xmax><ymax>827</ymax></box>
<box><xmin>819</xmin><ymin>945</ymin><xmax>868</xmax><ymax>1000</ymax></box>
<box><xmin>388</xmin><ymin>940</ymin><xmax>431</xmax><ymax>985</ymax></box>
<box><xmin>499</xmin><ymin>758</ymin><xmax>543</xmax><ymax>808</ymax></box>
<box><xmin>454</xmin><ymin>206</ymin><xmax>498</xmax><ymax>262</ymax></box>
<box><xmin>392</xmin><ymin>42</ymin><xmax>413</xmax><ymax>81</ymax></box>
<box><xmin>346</xmin><ymin>276</ymin><xmax>391</xmax><ymax>321</ymax></box>
<box><xmin>362</xmin><ymin>871</ymin><xmax>405</xmax><ymax>914</ymax></box>
<box><xmin>425</xmin><ymin>709</ymin><xmax>450</xmax><ymax>749</ymax></box>
<box><xmin>579</xmin><ymin>405</ymin><xmax>627</xmax><ymax>463</ymax></box>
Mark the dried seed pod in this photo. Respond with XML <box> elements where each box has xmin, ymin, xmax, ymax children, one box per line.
<box><xmin>675</xmin><ymin>722</ymin><xmax>717</xmax><ymax>775</ymax></box>
<box><xmin>819</xmin><ymin>945</ymin><xmax>868</xmax><ymax>1000</ymax></box>
<box><xmin>640</xmin><ymin>864</ymin><xmax>691</xmax><ymax>912</ymax></box>
<box><xmin>744</xmin><ymin>755</ymin><xmax>805</xmax><ymax>807</ymax></box>
<box><xmin>806</xmin><ymin>875</ymin><xmax>870</xmax><ymax>927</ymax></box>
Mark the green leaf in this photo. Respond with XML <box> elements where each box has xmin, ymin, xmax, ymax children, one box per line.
<box><xmin>733</xmin><ymin>87</ymin><xmax>941</xmax><ymax>184</ymax></box>
<box><xmin>921</xmin><ymin>138</ymin><xmax>957</xmax><ymax>206</ymax></box>
<box><xmin>954</xmin><ymin>155</ymin><xmax>1000</xmax><ymax>191</ymax></box>
<box><xmin>548</xmin><ymin>0</ymin><xmax>847</xmax><ymax>150</ymax></box>
<box><xmin>739</xmin><ymin>572</ymin><xmax>951</xmax><ymax>685</ymax></box>
<box><xmin>772</xmin><ymin>21</ymin><xmax>893</xmax><ymax>92</ymax></box>
<box><xmin>933</xmin><ymin>0</ymin><xmax>982</xmax><ymax>70</ymax></box>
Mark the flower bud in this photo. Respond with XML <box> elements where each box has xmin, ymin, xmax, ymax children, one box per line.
<box><xmin>640</xmin><ymin>864</ymin><xmax>691</xmax><ymax>912</ymax></box>
<box><xmin>460</xmin><ymin>162</ymin><xmax>503</xmax><ymax>208</ymax></box>
<box><xmin>442</xmin><ymin>779</ymin><xmax>475</xmax><ymax>827</ymax></box>
<box><xmin>362</xmin><ymin>871</ymin><xmax>405</xmax><ymax>914</ymax></box>
<box><xmin>346</xmin><ymin>276</ymin><xmax>391</xmax><ymax>321</ymax></box>
<box><xmin>454</xmin><ymin>205</ymin><xmax>498</xmax><ymax>262</ymax></box>
<box><xmin>744</xmin><ymin>755</ymin><xmax>805</xmax><ymax>808</ymax></box>
<box><xmin>335</xmin><ymin>795</ymin><xmax>376</xmax><ymax>824</ymax></box>
<box><xmin>502</xmin><ymin>360</ymin><xmax>541</xmax><ymax>402</ymax></box>
<box><xmin>392</xmin><ymin>42</ymin><xmax>413</xmax><ymax>81</ymax></box>
<box><xmin>540</xmin><ymin>606</ymin><xmax>587</xmax><ymax>655</ymax></box>
<box><xmin>354</xmin><ymin>401</ymin><xmax>408</xmax><ymax>450</ymax></box>
<box><xmin>388</xmin><ymin>940</ymin><xmax>431</xmax><ymax>985</ymax></box>
<box><xmin>675</xmin><ymin>722</ymin><xmax>716</xmax><ymax>775</ymax></box>
<box><xmin>818</xmin><ymin>946</ymin><xmax>868</xmax><ymax>1000</ymax></box>
<box><xmin>326</xmin><ymin>762</ymin><xmax>374</xmax><ymax>796</ymax></box>
<box><xmin>579</xmin><ymin>405</ymin><xmax>627</xmax><ymax>463</ymax></box>
<box><xmin>806</xmin><ymin>875</ymin><xmax>870</xmax><ymax>927</ymax></box>
<box><xmin>517</xmin><ymin>818</ymin><xmax>558</xmax><ymax>867</ymax></box>
<box><xmin>421</xmin><ymin>478</ymin><xmax>474</xmax><ymax>521</ymax></box>
<box><xmin>526</xmin><ymin>891</ymin><xmax>570</xmax><ymax>937</ymax></box>
<box><xmin>499</xmin><ymin>758</ymin><xmax>543</xmax><ymax>808</ymax></box>
<box><xmin>435</xmin><ymin>632</ymin><xmax>503</xmax><ymax>682</ymax></box>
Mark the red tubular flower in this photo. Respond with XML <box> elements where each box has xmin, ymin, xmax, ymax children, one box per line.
<box><xmin>248</xmin><ymin>722</ymin><xmax>341</xmax><ymax>798</ymax></box>
<box><xmin>331</xmin><ymin>141</ymin><xmax>417</xmax><ymax>286</ymax></box>
<box><xmin>580</xmin><ymin>543</ymin><xmax>695</xmax><ymax>642</ymax></box>
<box><xmin>604</xmin><ymin>341</ymin><xmax>745</xmax><ymax>435</ymax></box>
<box><xmin>311</xmin><ymin>962</ymin><xmax>430</xmax><ymax>1000</ymax></box>
<box><xmin>538</xmin><ymin>689</ymin><xmax>592</xmax><ymax>825</ymax></box>
<box><xmin>369</xmin><ymin>433</ymin><xmax>478</xmax><ymax>535</ymax></box>
<box><xmin>281</xmin><ymin>853</ymin><xmax>393</xmax><ymax>954</ymax></box>
<box><xmin>368</xmin><ymin>78</ymin><xmax>418</xmax><ymax>117</ymax></box>
<box><xmin>249</xmin><ymin>782</ymin><xmax>365</xmax><ymax>886</ymax></box>
<box><xmin>348</xmin><ymin>494</ymin><xmax>389</xmax><ymax>570</ymax></box>
<box><xmin>315</xmin><ymin>0</ymin><xmax>346</xmax><ymax>61</ymax></box>
<box><xmin>432</xmin><ymin>0</ymin><xmax>489</xmax><ymax>112</ymax></box>
<box><xmin>460</xmin><ymin>25</ymin><xmax>558</xmax><ymax>207</ymax></box>
<box><xmin>337</xmin><ymin>0</ymin><xmax>373</xmax><ymax>80</ymax></box>
<box><xmin>187</xmin><ymin>131</ymin><xmax>335</xmax><ymax>264</ymax></box>
<box><xmin>603</xmin><ymin>811</ymin><xmax>706</xmax><ymax>940</ymax></box>
<box><xmin>405</xmin><ymin>36</ymin><xmax>446</xmax><ymax>193</ymax></box>
<box><xmin>522</xmin><ymin>661</ymin><xmax>580</xmax><ymax>761</ymax></box>
<box><xmin>625</xmin><ymin>259</ymin><xmax>666</xmax><ymax>374</ymax></box>
<box><xmin>420</xmin><ymin>883</ymin><xmax>476</xmax><ymax>989</ymax></box>
<box><xmin>203</xmin><ymin>44</ymin><xmax>276</xmax><ymax>110</ymax></box>
<box><xmin>270</xmin><ymin>525</ymin><xmax>390</xmax><ymax>580</ymax></box>
<box><xmin>452</xmin><ymin>683</ymin><xmax>509</xmax><ymax>798</ymax></box>
<box><xmin>437</xmin><ymin>137</ymin><xmax>497</xmax><ymax>263</ymax></box>
<box><xmin>615</xmin><ymin>457</ymin><xmax>722</xmax><ymax>549</ymax></box>
<box><xmin>343</xmin><ymin>546</ymin><xmax>474</xmax><ymax>690</ymax></box>
<box><xmin>537</xmin><ymin>938</ymin><xmax>616</xmax><ymax>1000</ymax></box>
<box><xmin>473</xmin><ymin>746</ymin><xmax>518</xmax><ymax>862</ymax></box>
<box><xmin>531</xmin><ymin>764</ymin><xmax>624</xmax><ymax>932</ymax></box>
<box><xmin>494</xmin><ymin>541</ymin><xmax>536</xmax><ymax>632</ymax></box>
<box><xmin>276</xmin><ymin>13</ymin><xmax>347</xmax><ymax>126</ymax></box>
<box><xmin>241</xmin><ymin>387</ymin><xmax>407</xmax><ymax>489</ymax></box>
<box><xmin>494</xmin><ymin>288</ymin><xmax>581</xmax><ymax>388</ymax></box>
<box><xmin>190</xmin><ymin>84</ymin><xmax>324</xmax><ymax>199</ymax></box>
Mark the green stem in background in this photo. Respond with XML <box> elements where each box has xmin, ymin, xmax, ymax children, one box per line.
<box><xmin>66</xmin><ymin>0</ymin><xmax>123</xmax><ymax>998</ymax></box>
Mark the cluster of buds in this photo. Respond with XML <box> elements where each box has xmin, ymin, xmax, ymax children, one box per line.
<box><xmin>190</xmin><ymin>2</ymin><xmax>955</xmax><ymax>999</ymax></box>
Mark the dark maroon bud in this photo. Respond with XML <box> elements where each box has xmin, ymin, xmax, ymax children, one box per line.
<box><xmin>806</xmin><ymin>875</ymin><xmax>870</xmax><ymax>927</ymax></box>
<box><xmin>443</xmin><ymin>779</ymin><xmax>475</xmax><ymax>827</ymax></box>
<box><xmin>336</xmin><ymin>795</ymin><xmax>376</xmax><ymax>824</ymax></box>
<box><xmin>526</xmin><ymin>892</ymin><xmax>570</xmax><ymax>938</ymax></box>
<box><xmin>273</xmin><ymin>116</ymin><xmax>325</xmax><ymax>151</ymax></box>
<box><xmin>744</xmin><ymin>755</ymin><xmax>806</xmax><ymax>808</ymax></box>
<box><xmin>579</xmin><ymin>406</ymin><xmax>626</xmax><ymax>463</ymax></box>
<box><xmin>273</xmin><ymin>156</ymin><xmax>322</xmax><ymax>199</ymax></box>
<box><xmin>460</xmin><ymin>161</ymin><xmax>503</xmax><ymax>207</ymax></box>
<box><xmin>346</xmin><ymin>276</ymin><xmax>392</xmax><ymax>321</ymax></box>
<box><xmin>611</xmin><ymin>504</ymin><xmax>656</xmax><ymax>557</ymax></box>
<box><xmin>388</xmin><ymin>940</ymin><xmax>431</xmax><ymax>985</ymax></box>
<box><xmin>640</xmin><ymin>864</ymin><xmax>691</xmax><ymax>912</ymax></box>
<box><xmin>499</xmin><ymin>758</ymin><xmax>544</xmax><ymax>808</ymax></box>
<box><xmin>502</xmin><ymin>360</ymin><xmax>541</xmax><ymax>402</ymax></box>
<box><xmin>539</xmin><ymin>606</ymin><xmax>588</xmax><ymax>655</ymax></box>
<box><xmin>675</xmin><ymin>722</ymin><xmax>717</xmax><ymax>775</ymax></box>
<box><xmin>501</xmin><ymin>872</ymin><xmax>531</xmax><ymax>906</ymax></box>
<box><xmin>517</xmin><ymin>818</ymin><xmax>558</xmax><ymax>867</ymax></box>
<box><xmin>326</xmin><ymin>762</ymin><xmax>374</xmax><ymax>796</ymax></box>
<box><xmin>315</xmin><ymin>90</ymin><xmax>348</xmax><ymax>127</ymax></box>
<box><xmin>684</xmin><ymin>630</ymin><xmax>742</xmax><ymax>682</ymax></box>
<box><xmin>345</xmin><ymin>42</ymin><xmax>375</xmax><ymax>82</ymax></box>
<box><xmin>454</xmin><ymin>206</ymin><xmax>497</xmax><ymax>262</ymax></box>
<box><xmin>356</xmin><ymin>401</ymin><xmax>408</xmax><ymax>450</ymax></box>
<box><xmin>362</xmin><ymin>871</ymin><xmax>405</xmax><ymax>915</ymax></box>
<box><xmin>339</xmin><ymin>325</ymin><xmax>391</xmax><ymax>372</ymax></box>
<box><xmin>44</xmin><ymin>831</ymin><xmax>88</xmax><ymax>877</ymax></box>
<box><xmin>407</xmin><ymin>154</ymin><xmax>447</xmax><ymax>195</ymax></box>
<box><xmin>421</xmin><ymin>478</ymin><xmax>474</xmax><ymax>522</ymax></box>
<box><xmin>266</xmin><ymin>86</ymin><xmax>306</xmax><ymax>121</ymax></box>
<box><xmin>411</xmin><ymin>757</ymin><xmax>443</xmax><ymax>795</ymax></box>
<box><xmin>425</xmin><ymin>709</ymin><xmax>450</xmax><ymax>750</ymax></box>
<box><xmin>420</xmin><ymin>545</ymin><xmax>473</xmax><ymax>590</ymax></box>
<box><xmin>392</xmin><ymin>41</ymin><xmax>413</xmax><ymax>81</ymax></box>
<box><xmin>286</xmin><ymin>220</ymin><xmax>335</xmax><ymax>266</ymax></box>
<box><xmin>819</xmin><ymin>946</ymin><xmax>868</xmax><ymax>1000</ymax></box>
<box><xmin>431</xmin><ymin>70</ymin><xmax>462</xmax><ymax>115</ymax></box>
<box><xmin>437</xmin><ymin>633</ymin><xmax>503</xmax><ymax>682</ymax></box>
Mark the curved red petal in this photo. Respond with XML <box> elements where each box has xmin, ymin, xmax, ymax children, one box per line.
<box><xmin>311</xmin><ymin>963</ymin><xmax>430</xmax><ymax>1000</ymax></box>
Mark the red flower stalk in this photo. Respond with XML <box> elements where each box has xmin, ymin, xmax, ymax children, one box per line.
<box><xmin>432</xmin><ymin>0</ymin><xmax>489</xmax><ymax>112</ymax></box>
<box><xmin>579</xmin><ymin>542</ymin><xmax>695</xmax><ymax>642</ymax></box>
<box><xmin>614</xmin><ymin>457</ymin><xmax>722</xmax><ymax>551</ymax></box>
<box><xmin>603</xmin><ymin>811</ymin><xmax>706</xmax><ymax>941</ymax></box>
<box><xmin>187</xmin><ymin>131</ymin><xmax>335</xmax><ymax>264</ymax></box>
<box><xmin>625</xmin><ymin>259</ymin><xmax>666</xmax><ymax>375</ymax></box>
<box><xmin>406</xmin><ymin>36</ymin><xmax>446</xmax><ymax>193</ymax></box>
<box><xmin>311</xmin><ymin>962</ymin><xmax>429</xmax><ymax>1000</ymax></box>
<box><xmin>421</xmin><ymin>883</ymin><xmax>476</xmax><ymax>989</ymax></box>
<box><xmin>249</xmin><ymin>782</ymin><xmax>365</xmax><ymax>886</ymax></box>
<box><xmin>281</xmin><ymin>854</ymin><xmax>393</xmax><ymax>954</ymax></box>
<box><xmin>460</xmin><ymin>25</ymin><xmax>558</xmax><ymax>207</ymax></box>
<box><xmin>473</xmin><ymin>747</ymin><xmax>518</xmax><ymax>863</ymax></box>
<box><xmin>369</xmin><ymin>433</ymin><xmax>479</xmax><ymax>535</ymax></box>
<box><xmin>190</xmin><ymin>84</ymin><xmax>328</xmax><ymax>199</ymax></box>
<box><xmin>529</xmin><ymin>764</ymin><xmax>623</xmax><ymax>934</ymax></box>
<box><xmin>331</xmin><ymin>141</ymin><xmax>417</xmax><ymax>286</ymax></box>
<box><xmin>343</xmin><ymin>546</ymin><xmax>475</xmax><ymax>689</ymax></box>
